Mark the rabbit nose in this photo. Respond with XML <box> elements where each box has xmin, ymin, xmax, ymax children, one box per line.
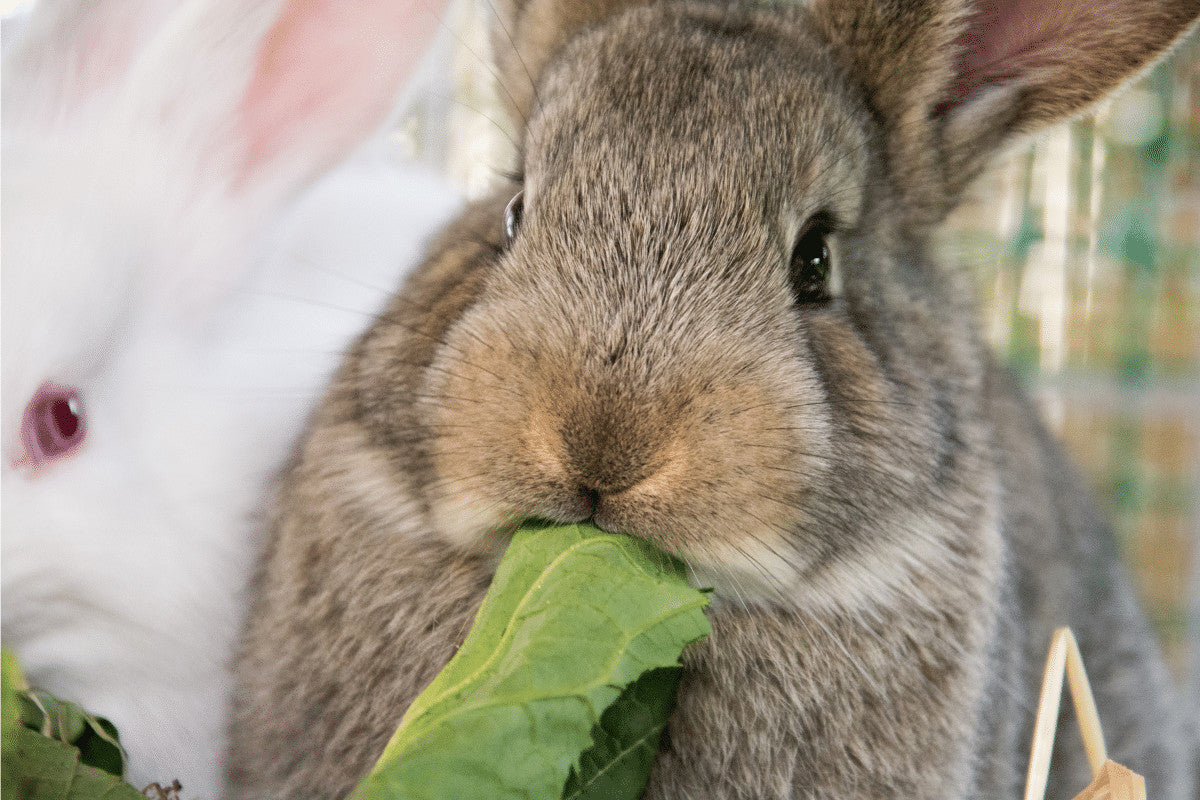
<box><xmin>560</xmin><ymin>403</ymin><xmax>667</xmax><ymax>500</ymax></box>
<box><xmin>573</xmin><ymin>474</ymin><xmax>638</xmax><ymax>518</ymax></box>
<box><xmin>572</xmin><ymin>463</ymin><xmax>648</xmax><ymax>497</ymax></box>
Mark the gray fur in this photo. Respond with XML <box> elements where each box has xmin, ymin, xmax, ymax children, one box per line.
<box><xmin>226</xmin><ymin>1</ymin><xmax>1200</xmax><ymax>798</ymax></box>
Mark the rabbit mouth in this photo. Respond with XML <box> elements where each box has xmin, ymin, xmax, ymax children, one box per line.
<box><xmin>424</xmin><ymin>451</ymin><xmax>824</xmax><ymax>606</ymax></box>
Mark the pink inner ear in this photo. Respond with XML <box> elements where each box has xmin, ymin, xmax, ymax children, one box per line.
<box><xmin>236</xmin><ymin>0</ymin><xmax>442</xmax><ymax>184</ymax></box>
<box><xmin>950</xmin><ymin>0</ymin><xmax>1112</xmax><ymax>101</ymax></box>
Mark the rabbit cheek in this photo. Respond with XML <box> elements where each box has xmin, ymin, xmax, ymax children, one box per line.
<box><xmin>419</xmin><ymin>330</ymin><xmax>554</xmax><ymax>551</ymax></box>
<box><xmin>802</xmin><ymin>315</ymin><xmax>897</xmax><ymax>436</ymax></box>
<box><xmin>592</xmin><ymin>382</ymin><xmax>829</xmax><ymax>600</ymax></box>
<box><xmin>422</xmin><ymin>357</ymin><xmax>619</xmax><ymax>546</ymax></box>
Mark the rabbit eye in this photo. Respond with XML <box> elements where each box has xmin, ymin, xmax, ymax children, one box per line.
<box><xmin>504</xmin><ymin>190</ymin><xmax>524</xmax><ymax>241</ymax></box>
<box><xmin>21</xmin><ymin>384</ymin><xmax>86</xmax><ymax>468</ymax></box>
<box><xmin>788</xmin><ymin>218</ymin><xmax>834</xmax><ymax>305</ymax></box>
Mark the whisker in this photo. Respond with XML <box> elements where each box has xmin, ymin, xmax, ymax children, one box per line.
<box><xmin>421</xmin><ymin>0</ymin><xmax>532</xmax><ymax>134</ymax></box>
<box><xmin>478</xmin><ymin>0</ymin><xmax>544</xmax><ymax>122</ymax></box>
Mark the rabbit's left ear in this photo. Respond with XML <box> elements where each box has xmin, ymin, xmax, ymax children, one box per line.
<box><xmin>810</xmin><ymin>0</ymin><xmax>1200</xmax><ymax>221</ymax></box>
<box><xmin>118</xmin><ymin>0</ymin><xmax>452</xmax><ymax>208</ymax></box>
<box><xmin>489</xmin><ymin>0</ymin><xmax>648</xmax><ymax>125</ymax></box>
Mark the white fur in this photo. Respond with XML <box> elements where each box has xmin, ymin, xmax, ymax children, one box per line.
<box><xmin>0</xmin><ymin>1</ymin><xmax>460</xmax><ymax>795</ymax></box>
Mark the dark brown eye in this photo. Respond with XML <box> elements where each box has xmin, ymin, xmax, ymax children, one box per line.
<box><xmin>504</xmin><ymin>190</ymin><xmax>524</xmax><ymax>241</ymax></box>
<box><xmin>788</xmin><ymin>219</ymin><xmax>833</xmax><ymax>305</ymax></box>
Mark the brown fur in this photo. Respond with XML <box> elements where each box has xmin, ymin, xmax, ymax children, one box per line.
<box><xmin>226</xmin><ymin>2</ymin><xmax>1200</xmax><ymax>798</ymax></box>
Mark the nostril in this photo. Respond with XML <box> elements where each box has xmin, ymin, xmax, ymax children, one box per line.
<box><xmin>563</xmin><ymin>449</ymin><xmax>661</xmax><ymax>499</ymax></box>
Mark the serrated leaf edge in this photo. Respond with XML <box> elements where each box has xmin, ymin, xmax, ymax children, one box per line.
<box><xmin>563</xmin><ymin>721</ymin><xmax>666</xmax><ymax>800</ymax></box>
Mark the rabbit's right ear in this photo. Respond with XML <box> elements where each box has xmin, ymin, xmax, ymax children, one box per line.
<box><xmin>810</xmin><ymin>0</ymin><xmax>1200</xmax><ymax>222</ymax></box>
<box><xmin>228</xmin><ymin>0</ymin><xmax>451</xmax><ymax>197</ymax></box>
<box><xmin>98</xmin><ymin>0</ymin><xmax>451</xmax><ymax>206</ymax></box>
<box><xmin>490</xmin><ymin>0</ymin><xmax>647</xmax><ymax>124</ymax></box>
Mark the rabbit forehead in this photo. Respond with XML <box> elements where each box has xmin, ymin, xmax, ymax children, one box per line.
<box><xmin>524</xmin><ymin>2</ymin><xmax>872</xmax><ymax>230</ymax></box>
<box><xmin>487</xmin><ymin>4</ymin><xmax>875</xmax><ymax>376</ymax></box>
<box><xmin>1</xmin><ymin>146</ymin><xmax>139</xmax><ymax>407</ymax></box>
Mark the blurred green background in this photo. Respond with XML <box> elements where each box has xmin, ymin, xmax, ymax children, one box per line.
<box><xmin>403</xmin><ymin>5</ymin><xmax>1200</xmax><ymax>705</ymax></box>
<box><xmin>949</xmin><ymin>32</ymin><xmax>1200</xmax><ymax>697</ymax></box>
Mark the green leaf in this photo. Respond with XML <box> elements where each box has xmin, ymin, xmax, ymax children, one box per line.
<box><xmin>3</xmin><ymin>649</ymin><xmax>28</xmax><ymax>800</ymax></box>
<box><xmin>563</xmin><ymin>667</ymin><xmax>682</xmax><ymax>800</ymax></box>
<box><xmin>3</xmin><ymin>725</ymin><xmax>144</xmax><ymax>800</ymax></box>
<box><xmin>1</xmin><ymin>648</ymin><xmax>142</xmax><ymax>800</ymax></box>
<box><xmin>349</xmin><ymin>522</ymin><xmax>710</xmax><ymax>800</ymax></box>
<box><xmin>19</xmin><ymin>691</ymin><xmax>129</xmax><ymax>778</ymax></box>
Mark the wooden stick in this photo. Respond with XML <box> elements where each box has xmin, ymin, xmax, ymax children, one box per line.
<box><xmin>1062</xmin><ymin>630</ymin><xmax>1107</xmax><ymax>775</ymax></box>
<box><xmin>1023</xmin><ymin>628</ymin><xmax>1109</xmax><ymax>800</ymax></box>
<box><xmin>1072</xmin><ymin>760</ymin><xmax>1147</xmax><ymax>800</ymax></box>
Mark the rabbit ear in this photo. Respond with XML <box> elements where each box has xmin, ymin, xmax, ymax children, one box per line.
<box><xmin>810</xmin><ymin>0</ymin><xmax>1200</xmax><ymax>220</ymax></box>
<box><xmin>490</xmin><ymin>0</ymin><xmax>646</xmax><ymax>124</ymax></box>
<box><xmin>230</xmin><ymin>0</ymin><xmax>449</xmax><ymax>193</ymax></box>
<box><xmin>1</xmin><ymin>0</ymin><xmax>177</xmax><ymax>124</ymax></box>
<box><xmin>34</xmin><ymin>0</ymin><xmax>454</xmax><ymax>315</ymax></box>
<box><xmin>110</xmin><ymin>0</ymin><xmax>451</xmax><ymax>210</ymax></box>
<box><xmin>945</xmin><ymin>1</ymin><xmax>1200</xmax><ymax>132</ymax></box>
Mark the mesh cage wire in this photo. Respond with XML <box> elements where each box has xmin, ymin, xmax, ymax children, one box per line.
<box><xmin>397</xmin><ymin>1</ymin><xmax>1200</xmax><ymax>704</ymax></box>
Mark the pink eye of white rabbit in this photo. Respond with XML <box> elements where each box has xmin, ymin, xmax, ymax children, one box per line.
<box><xmin>20</xmin><ymin>384</ymin><xmax>86</xmax><ymax>469</ymax></box>
<box><xmin>504</xmin><ymin>190</ymin><xmax>524</xmax><ymax>241</ymax></box>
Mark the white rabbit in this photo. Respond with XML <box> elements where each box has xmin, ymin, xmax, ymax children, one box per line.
<box><xmin>0</xmin><ymin>0</ymin><xmax>460</xmax><ymax>795</ymax></box>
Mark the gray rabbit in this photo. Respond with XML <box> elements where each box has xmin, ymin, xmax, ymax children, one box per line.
<box><xmin>226</xmin><ymin>1</ymin><xmax>1200</xmax><ymax>798</ymax></box>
